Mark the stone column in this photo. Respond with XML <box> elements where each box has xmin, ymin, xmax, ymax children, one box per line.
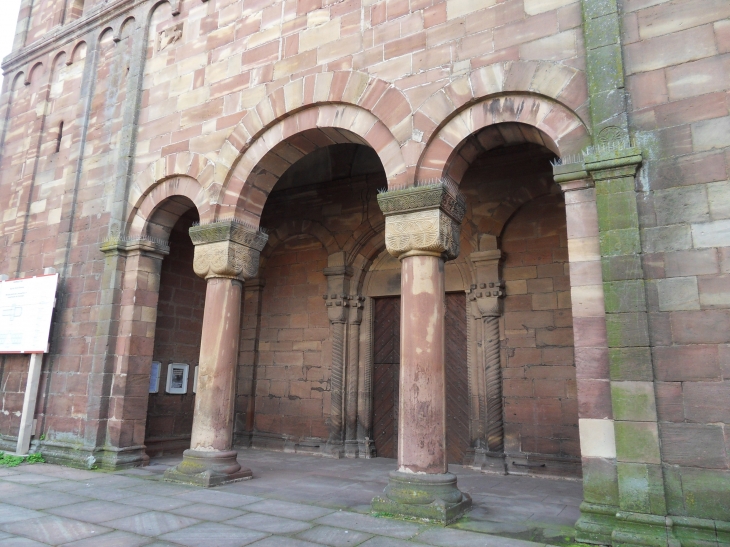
<box><xmin>371</xmin><ymin>182</ymin><xmax>472</xmax><ymax>524</ymax></box>
<box><xmin>323</xmin><ymin>252</ymin><xmax>353</xmax><ymax>457</ymax></box>
<box><xmin>466</xmin><ymin>245</ymin><xmax>506</xmax><ymax>473</ymax></box>
<box><xmin>345</xmin><ymin>293</ymin><xmax>365</xmax><ymax>458</ymax></box>
<box><xmin>165</xmin><ymin>221</ymin><xmax>267</xmax><ymax>487</ymax></box>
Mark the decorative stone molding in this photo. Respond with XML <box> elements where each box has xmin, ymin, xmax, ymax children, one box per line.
<box><xmin>99</xmin><ymin>236</ymin><xmax>170</xmax><ymax>258</ymax></box>
<box><xmin>377</xmin><ymin>182</ymin><xmax>466</xmax><ymax>260</ymax></box>
<box><xmin>189</xmin><ymin>221</ymin><xmax>268</xmax><ymax>281</ymax></box>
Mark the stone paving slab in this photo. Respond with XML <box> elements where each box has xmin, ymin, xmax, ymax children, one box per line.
<box><xmin>296</xmin><ymin>525</ymin><xmax>372</xmax><ymax>547</ymax></box>
<box><xmin>0</xmin><ymin>447</ymin><xmax>580</xmax><ymax>546</ymax></box>
<box><xmin>168</xmin><ymin>503</ymin><xmax>247</xmax><ymax>522</ymax></box>
<box><xmin>0</xmin><ymin>516</ymin><xmax>110</xmax><ymax>545</ymax></box>
<box><xmin>158</xmin><ymin>522</ymin><xmax>268</xmax><ymax>547</ymax></box>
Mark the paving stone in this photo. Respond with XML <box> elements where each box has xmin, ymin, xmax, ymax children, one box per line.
<box><xmin>296</xmin><ymin>524</ymin><xmax>373</xmax><ymax>546</ymax></box>
<box><xmin>226</xmin><ymin>513</ymin><xmax>313</xmax><ymax>534</ymax></box>
<box><xmin>82</xmin><ymin>475</ymin><xmax>146</xmax><ymax>489</ymax></box>
<box><xmin>245</xmin><ymin>537</ymin><xmax>321</xmax><ymax>547</ymax></box>
<box><xmin>57</xmin><ymin>530</ymin><xmax>151</xmax><ymax>547</ymax></box>
<box><xmin>245</xmin><ymin>500</ymin><xmax>334</xmax><ymax>521</ymax></box>
<box><xmin>416</xmin><ymin>527</ymin><xmax>546</xmax><ymax>547</ymax></box>
<box><xmin>169</xmin><ymin>503</ymin><xmax>246</xmax><ymax>522</ymax></box>
<box><xmin>159</xmin><ymin>521</ymin><xmax>268</xmax><ymax>547</ymax></box>
<box><xmin>46</xmin><ymin>501</ymin><xmax>146</xmax><ymax>524</ymax></box>
<box><xmin>0</xmin><ymin>470</ymin><xmax>20</xmax><ymax>478</ymax></box>
<box><xmin>359</xmin><ymin>537</ymin><xmax>433</xmax><ymax>547</ymax></box>
<box><xmin>0</xmin><ymin>516</ymin><xmax>110</xmax><ymax>545</ymax></box>
<box><xmin>0</xmin><ymin>483</ymin><xmax>41</xmax><ymax>498</ymax></box>
<box><xmin>176</xmin><ymin>490</ymin><xmax>262</xmax><ymax>508</ymax></box>
<box><xmin>0</xmin><ymin>504</ymin><xmax>45</xmax><ymax>525</ymax></box>
<box><xmin>104</xmin><ymin>511</ymin><xmax>199</xmax><ymax>537</ymax></box>
<box><xmin>127</xmin><ymin>481</ymin><xmax>196</xmax><ymax>496</ymax></box>
<box><xmin>0</xmin><ymin>538</ymin><xmax>51</xmax><ymax>547</ymax></box>
<box><xmin>314</xmin><ymin>512</ymin><xmax>423</xmax><ymax>539</ymax></box>
<box><xmin>42</xmin><ymin>480</ymin><xmax>91</xmax><ymax>493</ymax></box>
<box><xmin>3</xmin><ymin>492</ymin><xmax>91</xmax><ymax>511</ymax></box>
<box><xmin>117</xmin><ymin>494</ymin><xmax>192</xmax><ymax>511</ymax></box>
<box><xmin>1</xmin><ymin>475</ymin><xmax>60</xmax><ymax>485</ymax></box>
<box><xmin>67</xmin><ymin>486</ymin><xmax>138</xmax><ymax>501</ymax></box>
<box><xmin>26</xmin><ymin>468</ymin><xmax>99</xmax><ymax>481</ymax></box>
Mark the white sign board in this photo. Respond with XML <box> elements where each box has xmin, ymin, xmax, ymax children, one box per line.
<box><xmin>0</xmin><ymin>274</ymin><xmax>58</xmax><ymax>354</ymax></box>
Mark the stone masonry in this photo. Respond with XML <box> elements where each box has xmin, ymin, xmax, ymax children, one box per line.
<box><xmin>0</xmin><ymin>0</ymin><xmax>729</xmax><ymax>542</ymax></box>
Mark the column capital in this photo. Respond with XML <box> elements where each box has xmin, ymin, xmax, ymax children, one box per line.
<box><xmin>377</xmin><ymin>182</ymin><xmax>466</xmax><ymax>261</ymax></box>
<box><xmin>189</xmin><ymin>220</ymin><xmax>268</xmax><ymax>281</ymax></box>
<box><xmin>468</xmin><ymin>249</ymin><xmax>504</xmax><ymax>318</ymax></box>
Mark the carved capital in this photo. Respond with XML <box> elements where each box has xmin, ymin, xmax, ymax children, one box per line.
<box><xmin>322</xmin><ymin>294</ymin><xmax>364</xmax><ymax>323</ymax></box>
<box><xmin>467</xmin><ymin>282</ymin><xmax>505</xmax><ymax>318</ymax></box>
<box><xmin>468</xmin><ymin>249</ymin><xmax>504</xmax><ymax>318</ymax></box>
<box><xmin>189</xmin><ymin>221</ymin><xmax>268</xmax><ymax>281</ymax></box>
<box><xmin>378</xmin><ymin>182</ymin><xmax>466</xmax><ymax>261</ymax></box>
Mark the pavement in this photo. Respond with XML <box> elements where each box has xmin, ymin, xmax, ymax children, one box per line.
<box><xmin>0</xmin><ymin>447</ymin><xmax>582</xmax><ymax>547</ymax></box>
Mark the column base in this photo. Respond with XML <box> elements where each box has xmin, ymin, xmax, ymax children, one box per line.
<box><xmin>164</xmin><ymin>449</ymin><xmax>252</xmax><ymax>487</ymax></box>
<box><xmin>612</xmin><ymin>511</ymin><xmax>680</xmax><ymax>547</ymax></box>
<box><xmin>372</xmin><ymin>470</ymin><xmax>472</xmax><ymax>525</ymax></box>
<box><xmin>575</xmin><ymin>502</ymin><xmax>619</xmax><ymax>545</ymax></box>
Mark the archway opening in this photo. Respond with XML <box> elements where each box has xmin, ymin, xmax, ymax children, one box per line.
<box><xmin>143</xmin><ymin>200</ymin><xmax>204</xmax><ymax>456</ymax></box>
<box><xmin>455</xmin><ymin>122</ymin><xmax>580</xmax><ymax>477</ymax></box>
<box><xmin>233</xmin><ymin>139</ymin><xmax>389</xmax><ymax>459</ymax></box>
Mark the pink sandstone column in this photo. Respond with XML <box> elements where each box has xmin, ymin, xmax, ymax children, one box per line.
<box><xmin>398</xmin><ymin>253</ymin><xmax>447</xmax><ymax>474</ymax></box>
<box><xmin>165</xmin><ymin>220</ymin><xmax>267</xmax><ymax>487</ymax></box>
<box><xmin>372</xmin><ymin>181</ymin><xmax>471</xmax><ymax>524</ymax></box>
<box><xmin>190</xmin><ymin>277</ymin><xmax>243</xmax><ymax>452</ymax></box>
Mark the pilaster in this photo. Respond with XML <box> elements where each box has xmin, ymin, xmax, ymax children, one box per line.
<box><xmin>466</xmin><ymin>245</ymin><xmax>506</xmax><ymax>474</ymax></box>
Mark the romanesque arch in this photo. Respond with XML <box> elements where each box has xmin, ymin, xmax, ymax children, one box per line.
<box><xmin>127</xmin><ymin>153</ymin><xmax>215</xmax><ymax>239</ymax></box>
<box><xmin>215</xmin><ymin>103</ymin><xmax>407</xmax><ymax>223</ymax></box>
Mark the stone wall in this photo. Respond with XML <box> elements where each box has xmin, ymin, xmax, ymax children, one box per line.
<box><xmin>502</xmin><ymin>194</ymin><xmax>580</xmax><ymax>468</ymax></box>
<box><xmin>254</xmin><ymin>235</ymin><xmax>331</xmax><ymax>441</ymax></box>
<box><xmin>621</xmin><ymin>0</ymin><xmax>730</xmax><ymax>522</ymax></box>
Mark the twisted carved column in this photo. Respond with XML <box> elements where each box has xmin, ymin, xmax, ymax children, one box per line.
<box><xmin>323</xmin><ymin>256</ymin><xmax>353</xmax><ymax>455</ymax></box>
<box><xmin>467</xmin><ymin>249</ymin><xmax>506</xmax><ymax>472</ymax></box>
<box><xmin>371</xmin><ymin>181</ymin><xmax>472</xmax><ymax>524</ymax></box>
<box><xmin>165</xmin><ymin>220</ymin><xmax>267</xmax><ymax>487</ymax></box>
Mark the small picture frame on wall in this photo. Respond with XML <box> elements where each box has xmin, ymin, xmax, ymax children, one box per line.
<box><xmin>193</xmin><ymin>365</ymin><xmax>199</xmax><ymax>394</ymax></box>
<box><xmin>149</xmin><ymin>361</ymin><xmax>161</xmax><ymax>394</ymax></box>
<box><xmin>166</xmin><ymin>363</ymin><xmax>189</xmax><ymax>395</ymax></box>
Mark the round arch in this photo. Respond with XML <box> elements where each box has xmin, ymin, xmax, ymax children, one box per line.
<box><xmin>216</xmin><ymin>104</ymin><xmax>407</xmax><ymax>224</ymax></box>
<box><xmin>127</xmin><ymin>174</ymin><xmax>211</xmax><ymax>241</ymax></box>
<box><xmin>417</xmin><ymin>97</ymin><xmax>590</xmax><ymax>183</ymax></box>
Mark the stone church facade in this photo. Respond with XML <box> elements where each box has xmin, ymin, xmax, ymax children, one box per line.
<box><xmin>1</xmin><ymin>0</ymin><xmax>729</xmax><ymax>542</ymax></box>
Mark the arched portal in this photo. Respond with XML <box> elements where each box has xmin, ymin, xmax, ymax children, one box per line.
<box><xmin>233</xmin><ymin>135</ymin><xmax>390</xmax><ymax>458</ymax></box>
<box><xmin>435</xmin><ymin>120</ymin><xmax>582</xmax><ymax>477</ymax></box>
<box><xmin>144</xmin><ymin>201</ymin><xmax>205</xmax><ymax>456</ymax></box>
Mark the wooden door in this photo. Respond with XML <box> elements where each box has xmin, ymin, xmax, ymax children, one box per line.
<box><xmin>444</xmin><ymin>292</ymin><xmax>470</xmax><ymax>465</ymax></box>
<box><xmin>371</xmin><ymin>293</ymin><xmax>470</xmax><ymax>464</ymax></box>
<box><xmin>372</xmin><ymin>297</ymin><xmax>400</xmax><ymax>459</ymax></box>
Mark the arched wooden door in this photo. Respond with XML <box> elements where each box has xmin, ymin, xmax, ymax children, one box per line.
<box><xmin>371</xmin><ymin>293</ymin><xmax>470</xmax><ymax>464</ymax></box>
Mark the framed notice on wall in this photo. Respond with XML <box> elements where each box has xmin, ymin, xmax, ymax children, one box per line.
<box><xmin>0</xmin><ymin>273</ymin><xmax>58</xmax><ymax>354</ymax></box>
<box><xmin>166</xmin><ymin>363</ymin><xmax>189</xmax><ymax>394</ymax></box>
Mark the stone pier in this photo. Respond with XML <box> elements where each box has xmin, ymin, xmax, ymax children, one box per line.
<box><xmin>371</xmin><ymin>182</ymin><xmax>472</xmax><ymax>524</ymax></box>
